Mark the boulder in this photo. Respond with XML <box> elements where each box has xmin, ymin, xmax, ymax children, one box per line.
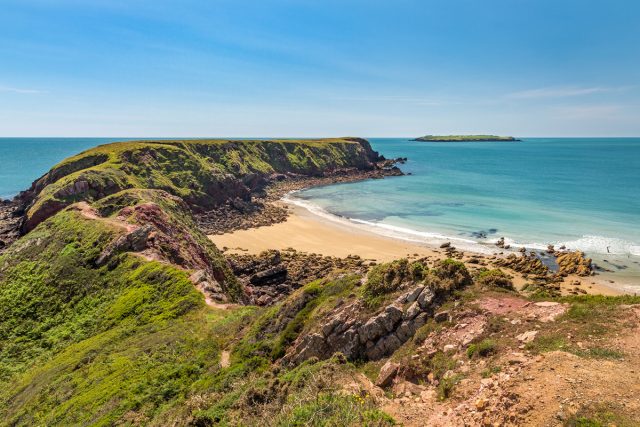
<box><xmin>96</xmin><ymin>225</ymin><xmax>154</xmax><ymax>266</ymax></box>
<box><xmin>434</xmin><ymin>310</ymin><xmax>450</xmax><ymax>323</ymax></box>
<box><xmin>516</xmin><ymin>330</ymin><xmax>538</xmax><ymax>343</ymax></box>
<box><xmin>417</xmin><ymin>287</ymin><xmax>435</xmax><ymax>309</ymax></box>
<box><xmin>375</xmin><ymin>361</ymin><xmax>399</xmax><ymax>387</ymax></box>
<box><xmin>404</xmin><ymin>301</ymin><xmax>421</xmax><ymax>320</ymax></box>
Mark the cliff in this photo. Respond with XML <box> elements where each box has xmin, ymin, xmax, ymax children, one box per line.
<box><xmin>16</xmin><ymin>138</ymin><xmax>382</xmax><ymax>233</ymax></box>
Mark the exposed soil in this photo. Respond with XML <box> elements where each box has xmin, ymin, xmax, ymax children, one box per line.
<box><xmin>338</xmin><ymin>292</ymin><xmax>640</xmax><ymax>426</ymax></box>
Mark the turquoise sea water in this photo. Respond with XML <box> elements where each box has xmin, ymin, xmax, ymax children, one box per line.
<box><xmin>1</xmin><ymin>137</ymin><xmax>639</xmax><ymax>287</ymax></box>
<box><xmin>294</xmin><ymin>138</ymin><xmax>640</xmax><ymax>287</ymax></box>
<box><xmin>0</xmin><ymin>138</ymin><xmax>130</xmax><ymax>199</ymax></box>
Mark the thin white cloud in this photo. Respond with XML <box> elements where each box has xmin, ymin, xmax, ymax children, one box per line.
<box><xmin>0</xmin><ymin>86</ymin><xmax>45</xmax><ymax>94</ymax></box>
<box><xmin>506</xmin><ymin>86</ymin><xmax>630</xmax><ymax>99</ymax></box>
<box><xmin>553</xmin><ymin>104</ymin><xmax>622</xmax><ymax>120</ymax></box>
<box><xmin>330</xmin><ymin>95</ymin><xmax>447</xmax><ymax>106</ymax></box>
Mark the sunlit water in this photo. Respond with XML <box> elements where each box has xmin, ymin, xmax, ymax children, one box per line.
<box><xmin>294</xmin><ymin>138</ymin><xmax>640</xmax><ymax>289</ymax></box>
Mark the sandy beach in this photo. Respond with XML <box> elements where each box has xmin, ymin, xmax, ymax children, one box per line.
<box><xmin>209</xmin><ymin>201</ymin><xmax>627</xmax><ymax>296</ymax></box>
<box><xmin>210</xmin><ymin>202</ymin><xmax>441</xmax><ymax>262</ymax></box>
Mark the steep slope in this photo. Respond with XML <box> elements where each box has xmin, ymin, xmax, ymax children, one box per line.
<box><xmin>0</xmin><ymin>138</ymin><xmax>398</xmax><ymax>425</ymax></box>
<box><xmin>15</xmin><ymin>138</ymin><xmax>382</xmax><ymax>233</ymax></box>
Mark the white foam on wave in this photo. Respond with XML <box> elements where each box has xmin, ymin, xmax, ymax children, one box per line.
<box><xmin>504</xmin><ymin>235</ymin><xmax>640</xmax><ymax>256</ymax></box>
<box><xmin>557</xmin><ymin>235</ymin><xmax>640</xmax><ymax>256</ymax></box>
<box><xmin>283</xmin><ymin>193</ymin><xmax>495</xmax><ymax>254</ymax></box>
<box><xmin>284</xmin><ymin>193</ymin><xmax>640</xmax><ymax>259</ymax></box>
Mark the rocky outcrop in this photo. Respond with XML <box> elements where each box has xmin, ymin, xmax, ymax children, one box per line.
<box><xmin>495</xmin><ymin>253</ymin><xmax>548</xmax><ymax>276</ymax></box>
<box><xmin>555</xmin><ymin>251</ymin><xmax>593</xmax><ymax>277</ymax></box>
<box><xmin>90</xmin><ymin>189</ymin><xmax>242</xmax><ymax>302</ymax></box>
<box><xmin>0</xmin><ymin>200</ymin><xmax>22</xmax><ymax>254</ymax></box>
<box><xmin>227</xmin><ymin>249</ymin><xmax>368</xmax><ymax>305</ymax></box>
<box><xmin>283</xmin><ymin>284</ymin><xmax>446</xmax><ymax>365</ymax></box>
<box><xmin>96</xmin><ymin>224</ymin><xmax>154</xmax><ymax>266</ymax></box>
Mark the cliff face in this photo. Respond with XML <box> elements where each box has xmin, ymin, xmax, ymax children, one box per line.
<box><xmin>17</xmin><ymin>138</ymin><xmax>381</xmax><ymax>233</ymax></box>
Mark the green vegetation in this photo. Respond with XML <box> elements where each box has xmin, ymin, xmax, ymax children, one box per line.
<box><xmin>567</xmin><ymin>405</ymin><xmax>637</xmax><ymax>427</ymax></box>
<box><xmin>0</xmin><ymin>208</ymin><xmax>231</xmax><ymax>424</ymax></box>
<box><xmin>413</xmin><ymin>135</ymin><xmax>518</xmax><ymax>142</ymax></box>
<box><xmin>466</xmin><ymin>339</ymin><xmax>497</xmax><ymax>358</ymax></box>
<box><xmin>524</xmin><ymin>294</ymin><xmax>633</xmax><ymax>360</ymax></box>
<box><xmin>475</xmin><ymin>268</ymin><xmax>513</xmax><ymax>290</ymax></box>
<box><xmin>22</xmin><ymin>138</ymin><xmax>376</xmax><ymax>231</ymax></box>
<box><xmin>236</xmin><ymin>275</ymin><xmax>360</xmax><ymax>363</ymax></box>
<box><xmin>276</xmin><ymin>393</ymin><xmax>395</xmax><ymax>426</ymax></box>
<box><xmin>362</xmin><ymin>259</ymin><xmax>427</xmax><ymax>307</ymax></box>
<box><xmin>480</xmin><ymin>365</ymin><xmax>501</xmax><ymax>378</ymax></box>
<box><xmin>437</xmin><ymin>374</ymin><xmax>463</xmax><ymax>401</ymax></box>
<box><xmin>0</xmin><ymin>210</ymin><xmax>389</xmax><ymax>425</ymax></box>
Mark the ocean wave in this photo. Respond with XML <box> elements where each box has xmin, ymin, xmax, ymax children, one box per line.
<box><xmin>555</xmin><ymin>235</ymin><xmax>640</xmax><ymax>256</ymax></box>
<box><xmin>284</xmin><ymin>193</ymin><xmax>640</xmax><ymax>258</ymax></box>
<box><xmin>478</xmin><ymin>236</ymin><xmax>640</xmax><ymax>257</ymax></box>
<box><xmin>283</xmin><ymin>193</ymin><xmax>495</xmax><ymax>254</ymax></box>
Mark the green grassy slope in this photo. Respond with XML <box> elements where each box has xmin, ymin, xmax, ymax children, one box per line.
<box><xmin>0</xmin><ymin>138</ymin><xmax>395</xmax><ymax>426</ymax></box>
<box><xmin>0</xmin><ymin>218</ymin><xmax>390</xmax><ymax>425</ymax></box>
<box><xmin>19</xmin><ymin>138</ymin><xmax>379</xmax><ymax>232</ymax></box>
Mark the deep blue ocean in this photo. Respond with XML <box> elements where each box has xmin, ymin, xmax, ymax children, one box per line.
<box><xmin>1</xmin><ymin>137</ymin><xmax>639</xmax><ymax>286</ymax></box>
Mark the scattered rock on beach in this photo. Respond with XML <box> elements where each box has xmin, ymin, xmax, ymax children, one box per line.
<box><xmin>556</xmin><ymin>251</ymin><xmax>593</xmax><ymax>277</ymax></box>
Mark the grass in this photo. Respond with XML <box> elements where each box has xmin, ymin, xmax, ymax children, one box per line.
<box><xmin>523</xmin><ymin>294</ymin><xmax>635</xmax><ymax>360</ymax></box>
<box><xmin>0</xmin><ymin>206</ymin><xmax>253</xmax><ymax>425</ymax></box>
<box><xmin>362</xmin><ymin>259</ymin><xmax>427</xmax><ymax>308</ymax></box>
<box><xmin>235</xmin><ymin>275</ymin><xmax>360</xmax><ymax>363</ymax></box>
<box><xmin>566</xmin><ymin>404</ymin><xmax>638</xmax><ymax>427</ymax></box>
<box><xmin>23</xmin><ymin>138</ymin><xmax>376</xmax><ymax>231</ymax></box>
<box><xmin>275</xmin><ymin>393</ymin><xmax>395</xmax><ymax>426</ymax></box>
<box><xmin>466</xmin><ymin>339</ymin><xmax>497</xmax><ymax>359</ymax></box>
<box><xmin>437</xmin><ymin>374</ymin><xmax>463</xmax><ymax>401</ymax></box>
<box><xmin>481</xmin><ymin>366</ymin><xmax>501</xmax><ymax>378</ymax></box>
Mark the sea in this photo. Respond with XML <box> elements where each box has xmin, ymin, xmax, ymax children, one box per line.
<box><xmin>291</xmin><ymin>138</ymin><xmax>640</xmax><ymax>290</ymax></box>
<box><xmin>1</xmin><ymin>137</ymin><xmax>639</xmax><ymax>289</ymax></box>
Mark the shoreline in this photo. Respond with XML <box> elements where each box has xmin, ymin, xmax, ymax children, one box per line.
<box><xmin>209</xmin><ymin>198</ymin><xmax>632</xmax><ymax>296</ymax></box>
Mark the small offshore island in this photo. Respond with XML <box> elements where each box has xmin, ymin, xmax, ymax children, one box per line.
<box><xmin>414</xmin><ymin>134</ymin><xmax>520</xmax><ymax>142</ymax></box>
<box><xmin>0</xmin><ymin>138</ymin><xmax>639</xmax><ymax>426</ymax></box>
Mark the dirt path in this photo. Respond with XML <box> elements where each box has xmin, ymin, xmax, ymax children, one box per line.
<box><xmin>220</xmin><ymin>351</ymin><xmax>231</xmax><ymax>368</ymax></box>
<box><xmin>73</xmin><ymin>201</ymin><xmax>137</xmax><ymax>232</ymax></box>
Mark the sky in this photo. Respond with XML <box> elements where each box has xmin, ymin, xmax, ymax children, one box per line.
<box><xmin>0</xmin><ymin>0</ymin><xmax>639</xmax><ymax>137</ymax></box>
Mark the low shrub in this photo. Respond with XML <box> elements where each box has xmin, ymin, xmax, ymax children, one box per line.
<box><xmin>363</xmin><ymin>259</ymin><xmax>427</xmax><ymax>306</ymax></box>
<box><xmin>466</xmin><ymin>339</ymin><xmax>497</xmax><ymax>359</ymax></box>
<box><xmin>476</xmin><ymin>269</ymin><xmax>513</xmax><ymax>290</ymax></box>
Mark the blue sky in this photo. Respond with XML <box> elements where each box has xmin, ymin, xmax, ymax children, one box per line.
<box><xmin>1</xmin><ymin>0</ymin><xmax>638</xmax><ymax>136</ymax></box>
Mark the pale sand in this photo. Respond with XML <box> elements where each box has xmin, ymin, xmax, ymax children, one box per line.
<box><xmin>209</xmin><ymin>203</ymin><xmax>441</xmax><ymax>262</ymax></box>
<box><xmin>209</xmin><ymin>202</ymin><xmax>625</xmax><ymax>296</ymax></box>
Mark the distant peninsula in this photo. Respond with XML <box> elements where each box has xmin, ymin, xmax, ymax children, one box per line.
<box><xmin>413</xmin><ymin>134</ymin><xmax>520</xmax><ymax>142</ymax></box>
